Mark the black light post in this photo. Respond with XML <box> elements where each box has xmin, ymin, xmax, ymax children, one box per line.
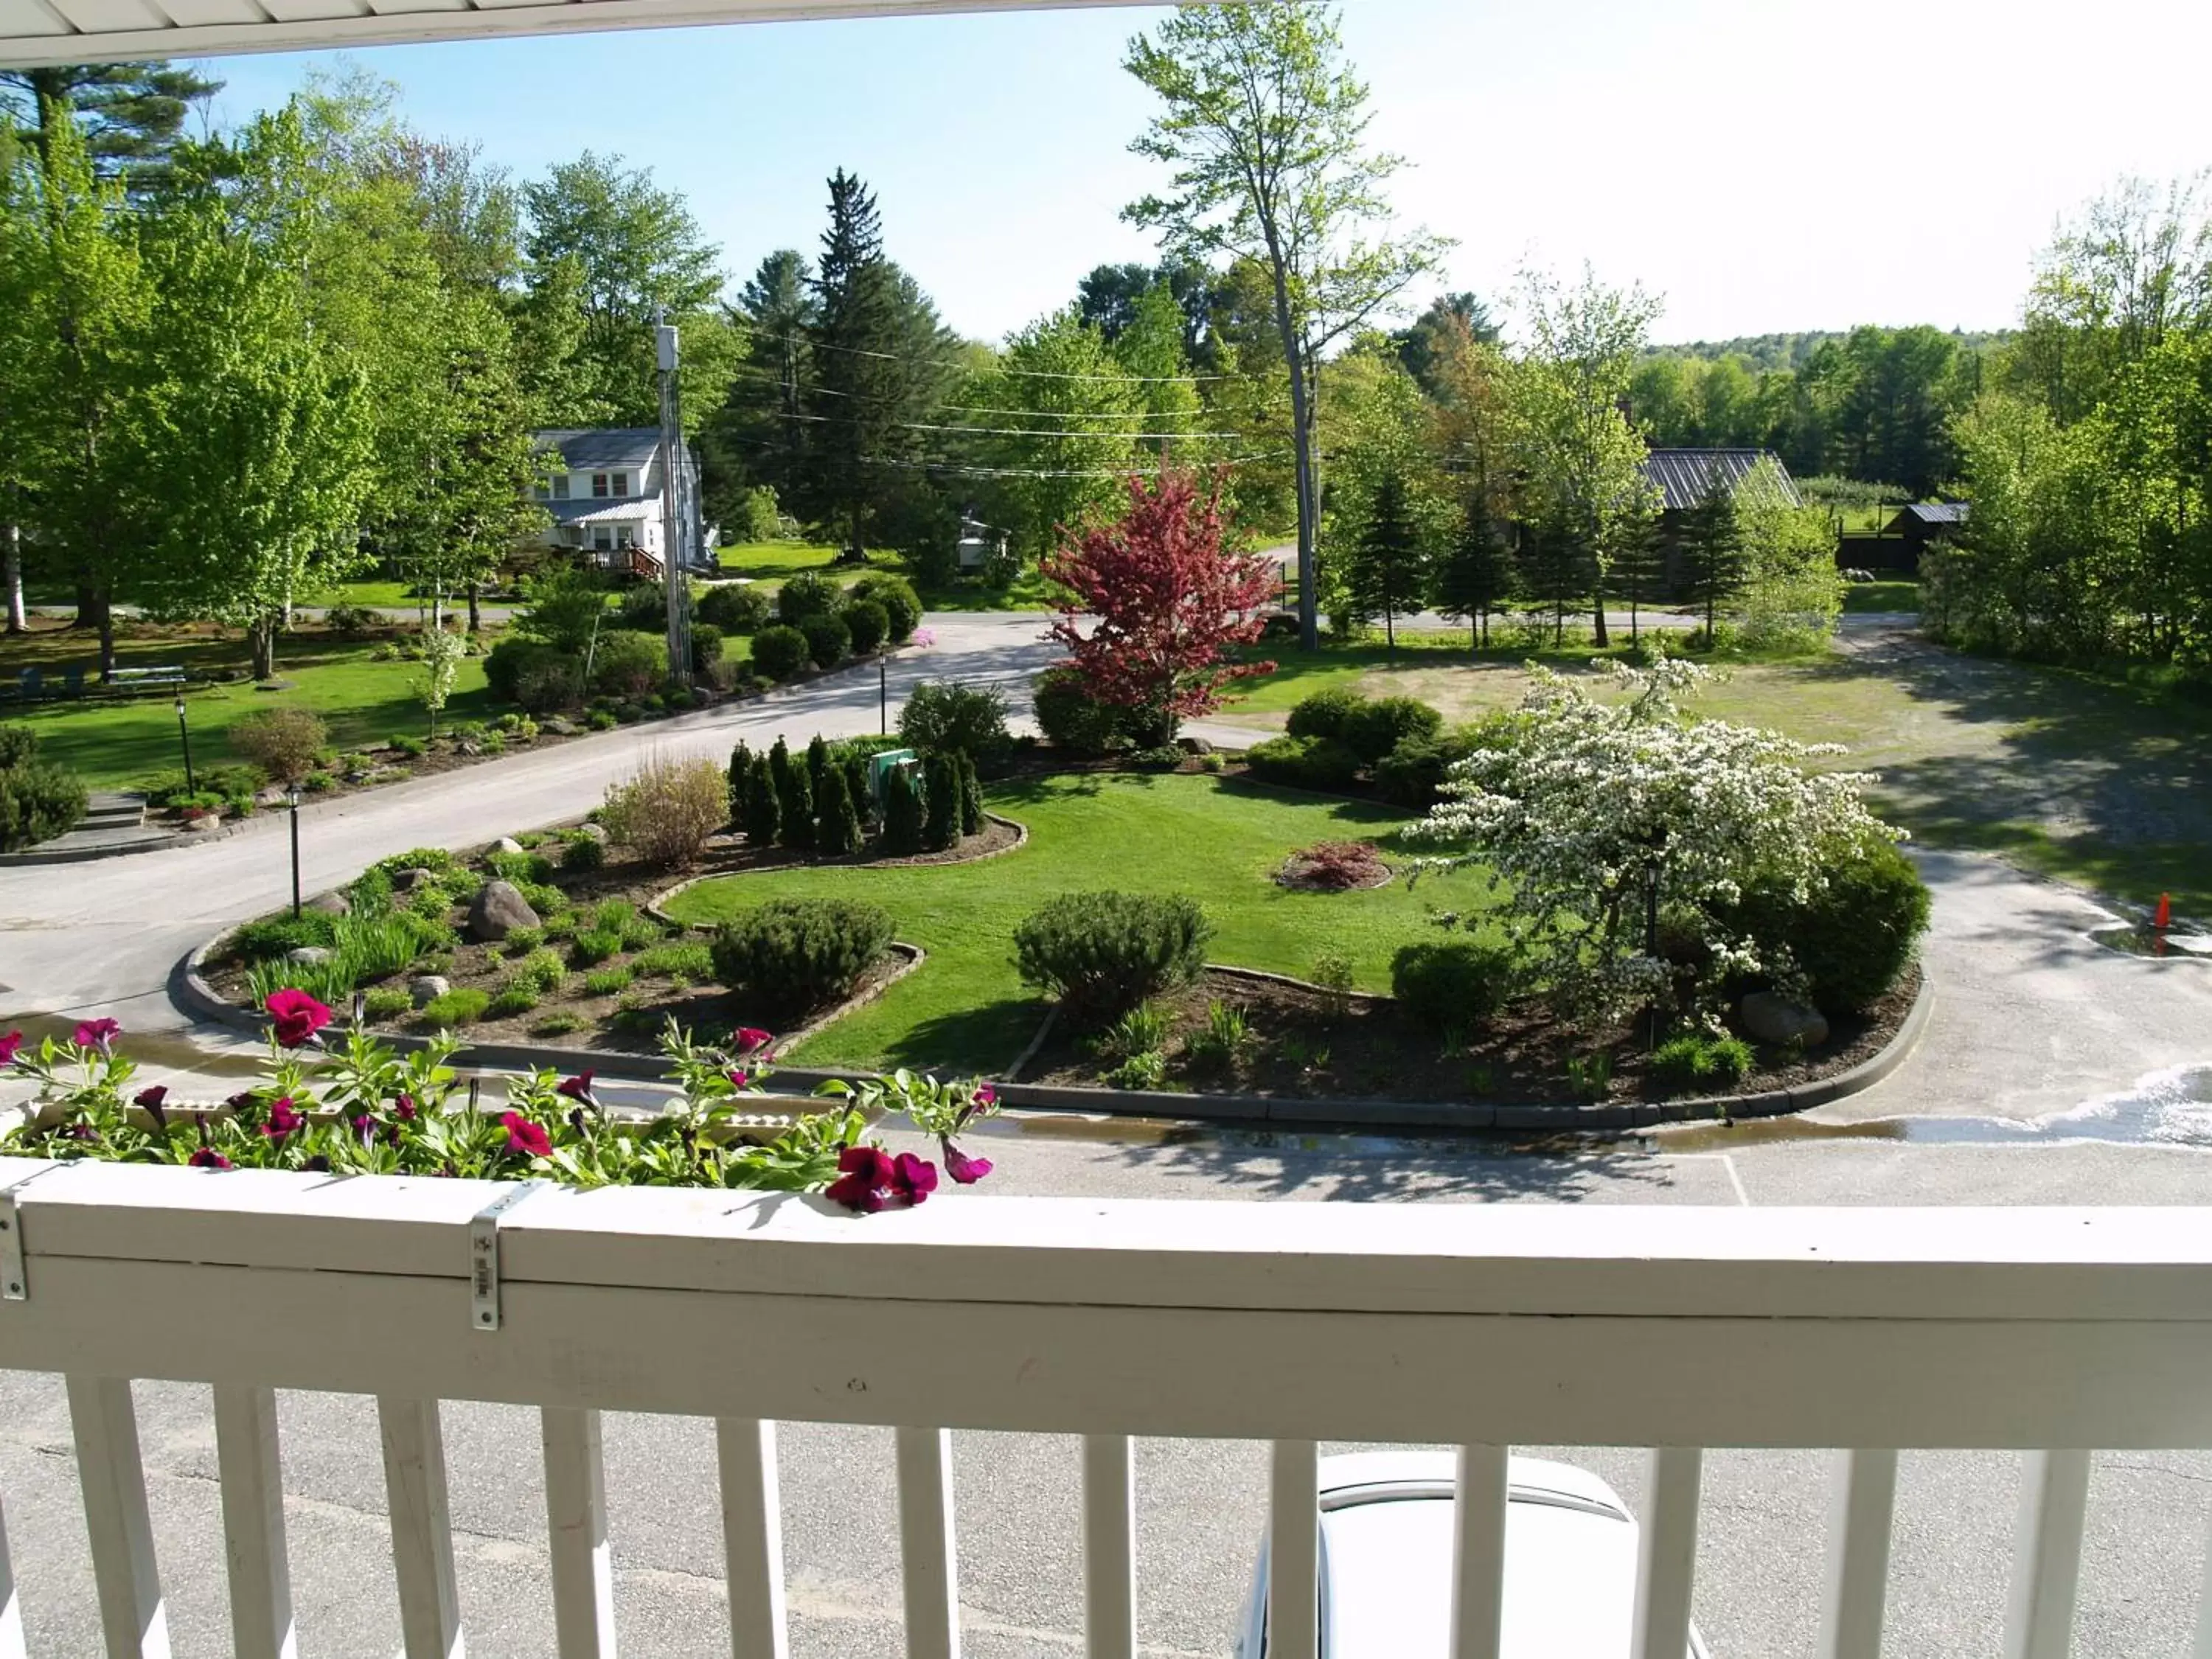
<box><xmin>173</xmin><ymin>694</ymin><xmax>196</xmax><ymax>793</ymax></box>
<box><xmin>880</xmin><ymin>653</ymin><xmax>888</xmax><ymax>736</ymax></box>
<box><xmin>288</xmin><ymin>784</ymin><xmax>303</xmax><ymax>919</ymax></box>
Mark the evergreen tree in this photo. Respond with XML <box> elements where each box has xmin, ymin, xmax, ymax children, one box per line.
<box><xmin>805</xmin><ymin>734</ymin><xmax>832</xmax><ymax>804</ymax></box>
<box><xmin>742</xmin><ymin>751</ymin><xmax>781</xmax><ymax>849</ymax></box>
<box><xmin>922</xmin><ymin>752</ymin><xmax>961</xmax><ymax>852</ymax></box>
<box><xmin>772</xmin><ymin>737</ymin><xmax>815</xmax><ymax>851</ymax></box>
<box><xmin>727</xmin><ymin>742</ymin><xmax>754</xmax><ymax>833</ymax></box>
<box><xmin>1342</xmin><ymin>466</ymin><xmax>1426</xmax><ymax>653</ymax></box>
<box><xmin>817</xmin><ymin>765</ymin><xmax>864</xmax><ymax>857</ymax></box>
<box><xmin>1680</xmin><ymin>468</ymin><xmax>1748</xmax><ymax>640</ymax></box>
<box><xmin>1</xmin><ymin>62</ymin><xmax>222</xmax><ymax>192</ymax></box>
<box><xmin>1517</xmin><ymin>518</ymin><xmax>1587</xmax><ymax>647</ymax></box>
<box><xmin>956</xmin><ymin>751</ymin><xmax>985</xmax><ymax>838</ymax></box>
<box><xmin>1433</xmin><ymin>498</ymin><xmax>1515</xmax><ymax>650</ymax></box>
<box><xmin>882</xmin><ymin>765</ymin><xmax>926</xmax><ymax>855</ymax></box>
<box><xmin>1611</xmin><ymin>504</ymin><xmax>1666</xmax><ymax>646</ymax></box>
<box><xmin>841</xmin><ymin>754</ymin><xmax>874</xmax><ymax>837</ymax></box>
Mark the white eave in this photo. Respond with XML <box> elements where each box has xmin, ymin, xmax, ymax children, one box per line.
<box><xmin>0</xmin><ymin>0</ymin><xmax>1172</xmax><ymax>69</ymax></box>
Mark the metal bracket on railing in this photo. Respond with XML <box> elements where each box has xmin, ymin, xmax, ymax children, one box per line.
<box><xmin>470</xmin><ymin>1181</ymin><xmax>545</xmax><ymax>1332</ymax></box>
<box><xmin>0</xmin><ymin>1164</ymin><xmax>61</xmax><ymax>1302</ymax></box>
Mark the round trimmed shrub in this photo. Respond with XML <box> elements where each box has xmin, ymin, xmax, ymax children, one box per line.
<box><xmin>899</xmin><ymin>681</ymin><xmax>1012</xmax><ymax>769</ymax></box>
<box><xmin>229</xmin><ymin>706</ymin><xmax>330</xmax><ymax>785</ymax></box>
<box><xmin>1650</xmin><ymin>1033</ymin><xmax>1754</xmax><ymax>1093</ymax></box>
<box><xmin>689</xmin><ymin>623</ymin><xmax>726</xmax><ymax>673</ymax></box>
<box><xmin>1012</xmin><ymin>891</ymin><xmax>1213</xmax><ymax>1024</ymax></box>
<box><xmin>1244</xmin><ymin>734</ymin><xmax>1361</xmax><ymax>793</ymax></box>
<box><xmin>1371</xmin><ymin>726</ymin><xmax>1483</xmax><ymax>809</ymax></box>
<box><xmin>1285</xmin><ymin>686</ymin><xmax>1368</xmax><ymax>743</ymax></box>
<box><xmin>709</xmin><ymin>898</ymin><xmax>894</xmax><ymax>1025</ymax></box>
<box><xmin>843</xmin><ymin>599</ymin><xmax>889</xmax><ymax>655</ymax></box>
<box><xmin>800</xmin><ymin>612</ymin><xmax>851</xmax><ymax>669</ymax></box>
<box><xmin>1728</xmin><ymin>835</ymin><xmax>1931</xmax><ymax>1012</ymax></box>
<box><xmin>849</xmin><ymin>573</ymin><xmax>922</xmax><ymax>641</ymax></box>
<box><xmin>1032</xmin><ymin>668</ymin><xmax>1124</xmax><ymax>756</ymax></box>
<box><xmin>697</xmin><ymin>583</ymin><xmax>770</xmax><ymax>634</ymax></box>
<box><xmin>0</xmin><ymin>725</ymin><xmax>38</xmax><ymax>771</ymax></box>
<box><xmin>776</xmin><ymin>571</ymin><xmax>841</xmax><ymax>625</ymax></box>
<box><xmin>1343</xmin><ymin>696</ymin><xmax>1443</xmax><ymax>766</ymax></box>
<box><xmin>751</xmin><ymin>625</ymin><xmax>810</xmax><ymax>682</ymax></box>
<box><xmin>0</xmin><ymin>758</ymin><xmax>88</xmax><ymax>852</ymax></box>
<box><xmin>1391</xmin><ymin>939</ymin><xmax>1517</xmax><ymax>1035</ymax></box>
<box><xmin>588</xmin><ymin>630</ymin><xmax>666</xmax><ymax>698</ymax></box>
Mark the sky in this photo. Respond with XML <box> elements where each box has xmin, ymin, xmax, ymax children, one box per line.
<box><xmin>189</xmin><ymin>0</ymin><xmax>2212</xmax><ymax>349</ymax></box>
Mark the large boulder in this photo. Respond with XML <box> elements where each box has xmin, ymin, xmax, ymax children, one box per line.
<box><xmin>1740</xmin><ymin>992</ymin><xmax>1830</xmax><ymax>1048</ymax></box>
<box><xmin>285</xmin><ymin>946</ymin><xmax>334</xmax><ymax>968</ymax></box>
<box><xmin>468</xmin><ymin>879</ymin><xmax>540</xmax><ymax>943</ymax></box>
<box><xmin>494</xmin><ymin>836</ymin><xmax>526</xmax><ymax>855</ymax></box>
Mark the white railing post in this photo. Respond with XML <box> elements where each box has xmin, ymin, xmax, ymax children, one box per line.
<box><xmin>716</xmin><ymin>1419</ymin><xmax>789</xmax><ymax>1659</ymax></box>
<box><xmin>1267</xmin><ymin>1440</ymin><xmax>1319</xmax><ymax>1659</ymax></box>
<box><xmin>1632</xmin><ymin>1447</ymin><xmax>1703</xmax><ymax>1659</ymax></box>
<box><xmin>895</xmin><ymin>1427</ymin><xmax>959</xmax><ymax>1659</ymax></box>
<box><xmin>540</xmin><ymin>1408</ymin><xmax>616</xmax><ymax>1659</ymax></box>
<box><xmin>378</xmin><ymin>1397</ymin><xmax>464</xmax><ymax>1659</ymax></box>
<box><xmin>1817</xmin><ymin>1448</ymin><xmax>1896</xmax><ymax>1659</ymax></box>
<box><xmin>0</xmin><ymin>1488</ymin><xmax>27</xmax><ymax>1659</ymax></box>
<box><xmin>1450</xmin><ymin>1444</ymin><xmax>1509</xmax><ymax>1659</ymax></box>
<box><xmin>66</xmin><ymin>1375</ymin><xmax>168</xmax><ymax>1659</ymax></box>
<box><xmin>213</xmin><ymin>1385</ymin><xmax>297</xmax><ymax>1659</ymax></box>
<box><xmin>1082</xmin><ymin>1435</ymin><xmax>1135</xmax><ymax>1659</ymax></box>
<box><xmin>2003</xmin><ymin>1450</ymin><xmax>2090</xmax><ymax>1659</ymax></box>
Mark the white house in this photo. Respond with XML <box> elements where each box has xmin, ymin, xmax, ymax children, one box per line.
<box><xmin>529</xmin><ymin>427</ymin><xmax>716</xmax><ymax>576</ymax></box>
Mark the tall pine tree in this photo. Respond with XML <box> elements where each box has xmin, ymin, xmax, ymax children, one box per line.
<box><xmin>1611</xmin><ymin>502</ymin><xmax>1666</xmax><ymax>646</ymax></box>
<box><xmin>1433</xmin><ymin>498</ymin><xmax>1514</xmax><ymax>651</ymax></box>
<box><xmin>1680</xmin><ymin>468</ymin><xmax>1747</xmax><ymax>641</ymax></box>
<box><xmin>1</xmin><ymin>62</ymin><xmax>221</xmax><ymax>192</ymax></box>
<box><xmin>1342</xmin><ymin>467</ymin><xmax>1426</xmax><ymax>653</ymax></box>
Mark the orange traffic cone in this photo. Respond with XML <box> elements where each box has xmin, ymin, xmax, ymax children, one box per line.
<box><xmin>2154</xmin><ymin>893</ymin><xmax>2173</xmax><ymax>932</ymax></box>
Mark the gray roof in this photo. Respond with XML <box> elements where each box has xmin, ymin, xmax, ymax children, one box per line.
<box><xmin>1896</xmin><ymin>501</ymin><xmax>1969</xmax><ymax>526</ymax></box>
<box><xmin>1641</xmin><ymin>448</ymin><xmax>1803</xmax><ymax>512</ymax></box>
<box><xmin>544</xmin><ymin>498</ymin><xmax>656</xmax><ymax>526</ymax></box>
<box><xmin>532</xmin><ymin>428</ymin><xmax>662</xmax><ymax>470</ymax></box>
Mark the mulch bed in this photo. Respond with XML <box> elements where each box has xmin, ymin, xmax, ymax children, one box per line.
<box><xmin>1026</xmin><ymin>965</ymin><xmax>1920</xmax><ymax>1106</ymax></box>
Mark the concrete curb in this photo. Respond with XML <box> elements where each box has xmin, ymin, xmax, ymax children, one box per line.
<box><xmin>645</xmin><ymin>813</ymin><xmax>1032</xmax><ymax>928</ymax></box>
<box><xmin>984</xmin><ymin>967</ymin><xmax>1935</xmax><ymax>1134</ymax></box>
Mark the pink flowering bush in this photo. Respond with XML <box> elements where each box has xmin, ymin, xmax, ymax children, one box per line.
<box><xmin>0</xmin><ymin>1006</ymin><xmax>1001</xmax><ymax>1208</ymax></box>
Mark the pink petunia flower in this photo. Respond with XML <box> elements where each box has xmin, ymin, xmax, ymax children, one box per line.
<box><xmin>189</xmin><ymin>1147</ymin><xmax>233</xmax><ymax>1170</ymax></box>
<box><xmin>73</xmin><ymin>1018</ymin><xmax>120</xmax><ymax>1056</ymax></box>
<box><xmin>941</xmin><ymin>1141</ymin><xmax>994</xmax><ymax>1185</ymax></box>
<box><xmin>726</xmin><ymin>1069</ymin><xmax>749</xmax><ymax>1091</ymax></box>
<box><xmin>262</xmin><ymin>1097</ymin><xmax>304</xmax><ymax>1140</ymax></box>
<box><xmin>824</xmin><ymin>1146</ymin><xmax>897</xmax><ymax>1213</ymax></box>
<box><xmin>503</xmin><ymin>1112</ymin><xmax>552</xmax><ymax>1158</ymax></box>
<box><xmin>732</xmin><ymin>1028</ymin><xmax>773</xmax><ymax>1056</ymax></box>
<box><xmin>555</xmin><ymin>1071</ymin><xmax>596</xmax><ymax>1104</ymax></box>
<box><xmin>393</xmin><ymin>1093</ymin><xmax>417</xmax><ymax>1121</ymax></box>
<box><xmin>0</xmin><ymin>1031</ymin><xmax>22</xmax><ymax>1066</ymax></box>
<box><xmin>893</xmin><ymin>1152</ymin><xmax>938</xmax><ymax>1206</ymax></box>
<box><xmin>265</xmin><ymin>989</ymin><xmax>333</xmax><ymax>1048</ymax></box>
<box><xmin>973</xmin><ymin>1083</ymin><xmax>998</xmax><ymax>1108</ymax></box>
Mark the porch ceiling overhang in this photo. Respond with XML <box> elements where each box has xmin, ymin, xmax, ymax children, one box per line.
<box><xmin>0</xmin><ymin>0</ymin><xmax>1175</xmax><ymax>69</ymax></box>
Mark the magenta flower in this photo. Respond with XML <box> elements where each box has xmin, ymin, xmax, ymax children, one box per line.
<box><xmin>973</xmin><ymin>1083</ymin><xmax>998</xmax><ymax>1108</ymax></box>
<box><xmin>0</xmin><ymin>1031</ymin><xmax>22</xmax><ymax>1065</ymax></box>
<box><xmin>262</xmin><ymin>1097</ymin><xmax>304</xmax><ymax>1140</ymax></box>
<box><xmin>134</xmin><ymin>1085</ymin><xmax>168</xmax><ymax>1110</ymax></box>
<box><xmin>555</xmin><ymin>1071</ymin><xmax>596</xmax><ymax>1105</ymax></box>
<box><xmin>189</xmin><ymin>1147</ymin><xmax>233</xmax><ymax>1170</ymax></box>
<box><xmin>73</xmin><ymin>1018</ymin><xmax>120</xmax><ymax>1056</ymax></box>
<box><xmin>393</xmin><ymin>1093</ymin><xmax>417</xmax><ymax>1121</ymax></box>
<box><xmin>351</xmin><ymin>1113</ymin><xmax>376</xmax><ymax>1144</ymax></box>
<box><xmin>911</xmin><ymin>627</ymin><xmax>937</xmax><ymax>648</ymax></box>
<box><xmin>732</xmin><ymin>1027</ymin><xmax>773</xmax><ymax>1056</ymax></box>
<box><xmin>825</xmin><ymin>1146</ymin><xmax>897</xmax><ymax>1213</ymax></box>
<box><xmin>726</xmin><ymin>1068</ymin><xmax>749</xmax><ymax>1091</ymax></box>
<box><xmin>941</xmin><ymin>1141</ymin><xmax>994</xmax><ymax>1185</ymax></box>
<box><xmin>265</xmin><ymin>989</ymin><xmax>333</xmax><ymax>1048</ymax></box>
<box><xmin>503</xmin><ymin>1112</ymin><xmax>552</xmax><ymax>1158</ymax></box>
<box><xmin>894</xmin><ymin>1152</ymin><xmax>938</xmax><ymax>1206</ymax></box>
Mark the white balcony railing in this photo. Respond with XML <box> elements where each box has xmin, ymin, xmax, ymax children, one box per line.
<box><xmin>4</xmin><ymin>1154</ymin><xmax>2212</xmax><ymax>1659</ymax></box>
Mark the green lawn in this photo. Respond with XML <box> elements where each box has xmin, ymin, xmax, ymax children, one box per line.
<box><xmin>0</xmin><ymin>622</ymin><xmax>495</xmax><ymax>789</ymax></box>
<box><xmin>1841</xmin><ymin>580</ymin><xmax>1921</xmax><ymax>613</ymax></box>
<box><xmin>716</xmin><ymin>540</ymin><xmax>849</xmax><ymax>584</ymax></box>
<box><xmin>664</xmin><ymin>771</ymin><xmax>1498</xmax><ymax>1073</ymax></box>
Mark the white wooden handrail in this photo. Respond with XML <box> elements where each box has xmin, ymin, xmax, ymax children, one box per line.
<box><xmin>8</xmin><ymin>1158</ymin><xmax>2212</xmax><ymax>1658</ymax></box>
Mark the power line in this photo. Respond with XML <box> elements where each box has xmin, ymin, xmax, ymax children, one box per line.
<box><xmin>719</xmin><ymin>361</ymin><xmax>1293</xmax><ymax>418</ymax></box>
<box><xmin>741</xmin><ymin>325</ymin><xmax>1256</xmax><ymax>383</ymax></box>
<box><xmin>757</xmin><ymin>406</ymin><xmax>1253</xmax><ymax>443</ymax></box>
<box><xmin>723</xmin><ymin>432</ymin><xmax>1289</xmax><ymax>481</ymax></box>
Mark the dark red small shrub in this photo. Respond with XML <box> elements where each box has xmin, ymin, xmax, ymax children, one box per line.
<box><xmin>1280</xmin><ymin>841</ymin><xmax>1387</xmax><ymax>891</ymax></box>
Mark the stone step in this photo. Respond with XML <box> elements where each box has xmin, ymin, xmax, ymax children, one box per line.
<box><xmin>77</xmin><ymin>792</ymin><xmax>145</xmax><ymax>831</ymax></box>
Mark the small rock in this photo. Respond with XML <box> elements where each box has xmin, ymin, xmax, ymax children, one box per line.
<box><xmin>543</xmin><ymin>716</ymin><xmax>580</xmax><ymax>737</ymax></box>
<box><xmin>182</xmin><ymin>815</ymin><xmax>223</xmax><ymax>835</ymax></box>
<box><xmin>392</xmin><ymin>867</ymin><xmax>438</xmax><ymax>893</ymax></box>
<box><xmin>494</xmin><ymin>836</ymin><xmax>526</xmax><ymax>855</ymax></box>
<box><xmin>1740</xmin><ymin>992</ymin><xmax>1829</xmax><ymax>1048</ymax></box>
<box><xmin>307</xmin><ymin>891</ymin><xmax>351</xmax><ymax>917</ymax></box>
<box><xmin>254</xmin><ymin>787</ymin><xmax>288</xmax><ymax>809</ymax></box>
<box><xmin>408</xmin><ymin>975</ymin><xmax>451</xmax><ymax>1008</ymax></box>
<box><xmin>1176</xmin><ymin>736</ymin><xmax>1215</xmax><ymax>756</ymax></box>
<box><xmin>577</xmin><ymin>822</ymin><xmax>609</xmax><ymax>844</ymax></box>
<box><xmin>468</xmin><ymin>878</ymin><xmax>540</xmax><ymax>943</ymax></box>
<box><xmin>285</xmin><ymin>946</ymin><xmax>334</xmax><ymax>967</ymax></box>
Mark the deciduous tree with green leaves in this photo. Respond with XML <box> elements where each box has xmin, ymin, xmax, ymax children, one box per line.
<box><xmin>1124</xmin><ymin>0</ymin><xmax>1450</xmax><ymax>652</ymax></box>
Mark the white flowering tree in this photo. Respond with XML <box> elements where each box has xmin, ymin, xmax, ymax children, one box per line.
<box><xmin>1404</xmin><ymin>653</ymin><xmax>1899</xmax><ymax>1026</ymax></box>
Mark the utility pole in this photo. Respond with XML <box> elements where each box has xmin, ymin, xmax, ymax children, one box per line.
<box><xmin>655</xmin><ymin>313</ymin><xmax>694</xmax><ymax>692</ymax></box>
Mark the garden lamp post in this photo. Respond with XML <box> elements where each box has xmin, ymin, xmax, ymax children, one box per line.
<box><xmin>880</xmin><ymin>653</ymin><xmax>888</xmax><ymax>735</ymax></box>
<box><xmin>288</xmin><ymin>785</ymin><xmax>303</xmax><ymax>919</ymax></box>
<box><xmin>173</xmin><ymin>695</ymin><xmax>195</xmax><ymax>794</ymax></box>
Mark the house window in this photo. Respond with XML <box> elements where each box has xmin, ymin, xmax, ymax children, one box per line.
<box><xmin>591</xmin><ymin>526</ymin><xmax>613</xmax><ymax>552</ymax></box>
<box><xmin>592</xmin><ymin>473</ymin><xmax>609</xmax><ymax>498</ymax></box>
<box><xmin>551</xmin><ymin>475</ymin><xmax>569</xmax><ymax>501</ymax></box>
<box><xmin>611</xmin><ymin>471</ymin><xmax>630</xmax><ymax>497</ymax></box>
<box><xmin>613</xmin><ymin>525</ymin><xmax>636</xmax><ymax>549</ymax></box>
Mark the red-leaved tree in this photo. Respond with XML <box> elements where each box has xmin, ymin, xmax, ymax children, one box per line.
<box><xmin>1042</xmin><ymin>467</ymin><xmax>1278</xmax><ymax>744</ymax></box>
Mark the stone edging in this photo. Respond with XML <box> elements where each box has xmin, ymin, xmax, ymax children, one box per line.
<box><xmin>175</xmin><ymin>929</ymin><xmax>926</xmax><ymax>1089</ymax></box>
<box><xmin>989</xmin><ymin>965</ymin><xmax>1935</xmax><ymax>1133</ymax></box>
<box><xmin>0</xmin><ymin>819</ymin><xmax>243</xmax><ymax>867</ymax></box>
<box><xmin>644</xmin><ymin>813</ymin><xmax>1031</xmax><ymax>928</ymax></box>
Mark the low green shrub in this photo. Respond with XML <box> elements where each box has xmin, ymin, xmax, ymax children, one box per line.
<box><xmin>1343</xmin><ymin>696</ymin><xmax>1444</xmax><ymax>766</ymax></box>
<box><xmin>1391</xmin><ymin>939</ymin><xmax>1516</xmax><ymax>1035</ymax></box>
<box><xmin>697</xmin><ymin>583</ymin><xmax>770</xmax><ymax>633</ymax></box>
<box><xmin>417</xmin><ymin>988</ymin><xmax>490</xmax><ymax>1029</ymax></box>
<box><xmin>1012</xmin><ymin>892</ymin><xmax>1212</xmax><ymax>1024</ymax></box>
<box><xmin>800</xmin><ymin>611</ymin><xmax>851</xmax><ymax>669</ymax></box>
<box><xmin>531</xmin><ymin>1012</ymin><xmax>586</xmax><ymax>1037</ymax></box>
<box><xmin>487</xmin><ymin>987</ymin><xmax>540</xmax><ymax>1018</ymax></box>
<box><xmin>690</xmin><ymin>622</ymin><xmax>726</xmax><ymax>672</ymax></box>
<box><xmin>508</xmin><ymin>947</ymin><xmax>568</xmax><ymax>997</ymax></box>
<box><xmin>229</xmin><ymin>913</ymin><xmax>339</xmax><ymax>961</ymax></box>
<box><xmin>776</xmin><ymin>571</ymin><xmax>842</xmax><ymax>625</ymax></box>
<box><xmin>569</xmin><ymin>928</ymin><xmax>624</xmax><ymax>967</ymax></box>
<box><xmin>560</xmin><ymin>834</ymin><xmax>606</xmax><ymax>872</ymax></box>
<box><xmin>1032</xmin><ymin>668</ymin><xmax>1124</xmax><ymax>756</ymax></box>
<box><xmin>631</xmin><ymin>940</ymin><xmax>713</xmax><ymax>979</ymax></box>
<box><xmin>502</xmin><ymin>927</ymin><xmax>546</xmax><ymax>956</ymax></box>
<box><xmin>1372</xmin><ymin>726</ymin><xmax>1484</xmax><ymax>809</ymax></box>
<box><xmin>388</xmin><ymin>734</ymin><xmax>427</xmax><ymax>758</ymax></box>
<box><xmin>1285</xmin><ymin>686</ymin><xmax>1368</xmax><ymax>743</ymax></box>
<box><xmin>1244</xmin><ymin>734</ymin><xmax>1361</xmax><ymax>793</ymax></box>
<box><xmin>1725</xmin><ymin>835</ymin><xmax>1931</xmax><ymax>1012</ymax></box>
<box><xmin>363</xmin><ymin>986</ymin><xmax>413</xmax><ymax>1021</ymax></box>
<box><xmin>849</xmin><ymin>572</ymin><xmax>922</xmax><ymax>640</ymax></box>
<box><xmin>751</xmin><ymin>625</ymin><xmax>810</xmax><ymax>682</ymax></box>
<box><xmin>842</xmin><ymin>598</ymin><xmax>889</xmax><ymax>655</ymax></box>
<box><xmin>589</xmin><ymin>631</ymin><xmax>666</xmax><ymax>699</ymax></box>
<box><xmin>229</xmin><ymin>707</ymin><xmax>329</xmax><ymax>785</ymax></box>
<box><xmin>586</xmin><ymin>708</ymin><xmax>618</xmax><ymax>731</ymax></box>
<box><xmin>486</xmin><ymin>849</ymin><xmax>556</xmax><ymax>886</ymax></box>
<box><xmin>1103</xmin><ymin>1049</ymin><xmax>1169</xmax><ymax>1091</ymax></box>
<box><xmin>709</xmin><ymin>898</ymin><xmax>894</xmax><ymax>1024</ymax></box>
<box><xmin>1649</xmin><ymin>1033</ymin><xmax>1756</xmax><ymax>1093</ymax></box>
<box><xmin>900</xmin><ymin>681</ymin><xmax>1012</xmax><ymax>771</ymax></box>
<box><xmin>591</xmin><ymin>900</ymin><xmax>662</xmax><ymax>950</ymax></box>
<box><xmin>582</xmin><ymin>965</ymin><xmax>633</xmax><ymax>996</ymax></box>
